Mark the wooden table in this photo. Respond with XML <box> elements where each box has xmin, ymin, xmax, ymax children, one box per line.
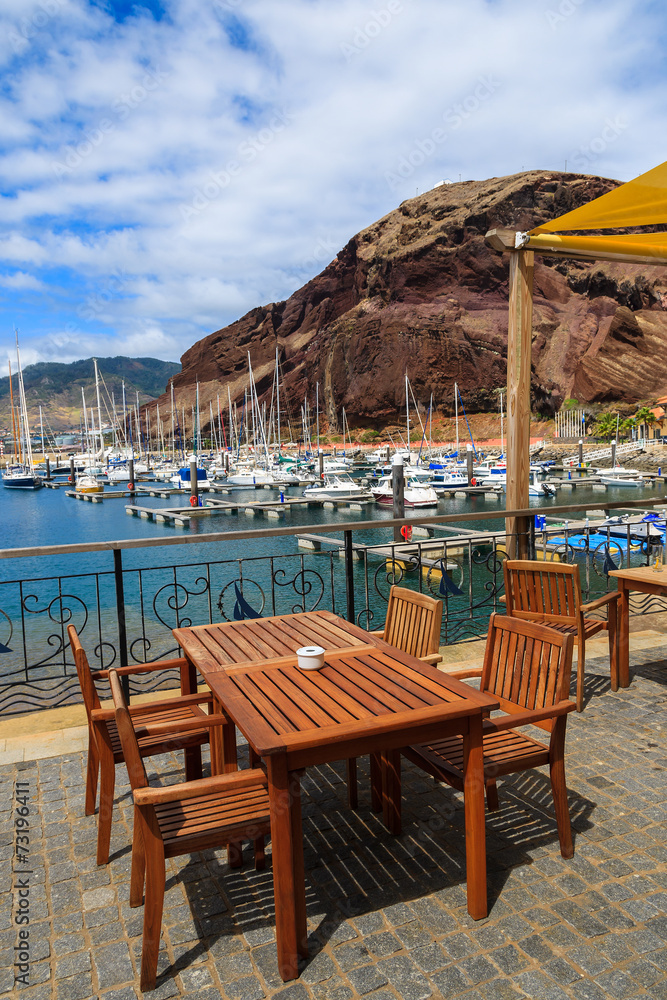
<box><xmin>174</xmin><ymin>610</ymin><xmax>498</xmax><ymax>981</ymax></box>
<box><xmin>608</xmin><ymin>565</ymin><xmax>667</xmax><ymax>687</ymax></box>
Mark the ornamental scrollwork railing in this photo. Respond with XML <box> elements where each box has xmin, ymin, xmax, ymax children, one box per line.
<box><xmin>0</xmin><ymin>515</ymin><xmax>665</xmax><ymax>716</ymax></box>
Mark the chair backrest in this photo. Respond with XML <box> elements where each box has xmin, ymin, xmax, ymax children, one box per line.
<box><xmin>503</xmin><ymin>559</ymin><xmax>582</xmax><ymax>627</ymax></box>
<box><xmin>481</xmin><ymin>614</ymin><xmax>574</xmax><ymax>730</ymax></box>
<box><xmin>383</xmin><ymin>586</ymin><xmax>443</xmax><ymax>659</ymax></box>
<box><xmin>67</xmin><ymin>625</ymin><xmax>102</xmax><ymax>724</ymax></box>
<box><xmin>109</xmin><ymin>670</ymin><xmax>150</xmax><ymax>792</ymax></box>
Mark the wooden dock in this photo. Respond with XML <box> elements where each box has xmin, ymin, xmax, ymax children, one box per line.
<box><xmin>124</xmin><ymin>493</ymin><xmax>374</xmax><ymax>527</ymax></box>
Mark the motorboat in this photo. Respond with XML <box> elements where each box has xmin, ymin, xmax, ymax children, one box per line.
<box><xmin>371</xmin><ymin>477</ymin><xmax>439</xmax><ymax>508</ymax></box>
<box><xmin>76</xmin><ymin>471</ymin><xmax>104</xmax><ymax>493</ymax></box>
<box><xmin>495</xmin><ymin>471</ymin><xmax>557</xmax><ymax>496</ymax></box>
<box><xmin>598</xmin><ymin>472</ymin><xmax>644</xmax><ymax>488</ymax></box>
<box><xmin>170</xmin><ymin>466</ymin><xmax>212</xmax><ymax>489</ymax></box>
<box><xmin>303</xmin><ymin>474</ymin><xmax>372</xmax><ymax>501</ymax></box>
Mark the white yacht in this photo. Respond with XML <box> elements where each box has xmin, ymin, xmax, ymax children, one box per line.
<box><xmin>371</xmin><ymin>477</ymin><xmax>439</xmax><ymax>508</ymax></box>
<box><xmin>303</xmin><ymin>474</ymin><xmax>372</xmax><ymax>501</ymax></box>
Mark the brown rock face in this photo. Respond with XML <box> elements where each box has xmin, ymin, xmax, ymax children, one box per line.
<box><xmin>152</xmin><ymin>170</ymin><xmax>667</xmax><ymax>432</ymax></box>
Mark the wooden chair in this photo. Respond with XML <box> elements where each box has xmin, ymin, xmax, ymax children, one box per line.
<box><xmin>109</xmin><ymin>669</ymin><xmax>271</xmax><ymax>991</ymax></box>
<box><xmin>403</xmin><ymin>614</ymin><xmax>577</xmax><ymax>858</ymax></box>
<box><xmin>503</xmin><ymin>559</ymin><xmax>620</xmax><ymax>712</ymax></box>
<box><xmin>68</xmin><ymin>625</ymin><xmax>213</xmax><ymax>865</ymax></box>
<box><xmin>348</xmin><ymin>586</ymin><xmax>443</xmax><ymax>809</ymax></box>
<box><xmin>370</xmin><ymin>585</ymin><xmax>443</xmax><ymax>665</ymax></box>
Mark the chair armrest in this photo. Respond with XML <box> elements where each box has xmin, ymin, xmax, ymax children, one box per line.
<box><xmin>498</xmin><ymin>595</ymin><xmax>506</xmax><ymax>604</ymax></box>
<box><xmin>447</xmin><ymin>667</ymin><xmax>483</xmax><ymax>680</ymax></box>
<box><xmin>93</xmin><ymin>656</ymin><xmax>189</xmax><ymax>679</ymax></box>
<box><xmin>91</xmin><ymin>707</ymin><xmax>115</xmax><ymax>723</ymax></box>
<box><xmin>369</xmin><ymin>630</ymin><xmax>384</xmax><ymax>639</ymax></box>
<box><xmin>133</xmin><ymin>713</ymin><xmax>229</xmax><ymax>738</ymax></box>
<box><xmin>133</xmin><ymin>767</ymin><xmax>268</xmax><ymax>806</ymax></box>
<box><xmin>126</xmin><ymin>693</ymin><xmax>214</xmax><ymax>717</ymax></box>
<box><xmin>419</xmin><ymin>653</ymin><xmax>443</xmax><ymax>666</ymax></box>
<box><xmin>580</xmin><ymin>591</ymin><xmax>621</xmax><ymax>614</ymax></box>
<box><xmin>483</xmin><ymin>701</ymin><xmax>575</xmax><ymax>732</ymax></box>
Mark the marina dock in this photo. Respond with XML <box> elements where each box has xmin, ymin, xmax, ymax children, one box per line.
<box><xmin>124</xmin><ymin>493</ymin><xmax>373</xmax><ymax>526</ymax></box>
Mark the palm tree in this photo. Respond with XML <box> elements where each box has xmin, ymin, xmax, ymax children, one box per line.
<box><xmin>620</xmin><ymin>416</ymin><xmax>636</xmax><ymax>440</ymax></box>
<box><xmin>593</xmin><ymin>412</ymin><xmax>618</xmax><ymax>440</ymax></box>
<box><xmin>635</xmin><ymin>406</ymin><xmax>656</xmax><ymax>441</ymax></box>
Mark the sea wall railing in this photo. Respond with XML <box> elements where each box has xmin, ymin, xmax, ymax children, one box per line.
<box><xmin>0</xmin><ymin>496</ymin><xmax>665</xmax><ymax>716</ymax></box>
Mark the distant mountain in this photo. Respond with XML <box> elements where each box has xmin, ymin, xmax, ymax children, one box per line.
<box><xmin>0</xmin><ymin>356</ymin><xmax>180</xmax><ymax>432</ymax></box>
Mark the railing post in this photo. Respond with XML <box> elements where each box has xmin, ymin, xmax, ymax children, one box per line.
<box><xmin>344</xmin><ymin>530</ymin><xmax>355</xmax><ymax>624</ymax></box>
<box><xmin>113</xmin><ymin>548</ymin><xmax>130</xmax><ymax>700</ymax></box>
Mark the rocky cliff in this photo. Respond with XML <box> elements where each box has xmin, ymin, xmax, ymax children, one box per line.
<box><xmin>152</xmin><ymin>170</ymin><xmax>667</xmax><ymax>432</ymax></box>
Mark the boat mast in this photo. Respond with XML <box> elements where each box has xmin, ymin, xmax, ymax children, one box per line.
<box><xmin>455</xmin><ymin>382</ymin><xmax>459</xmax><ymax>459</ymax></box>
<box><xmin>275</xmin><ymin>349</ymin><xmax>281</xmax><ymax>455</ymax></box>
<box><xmin>405</xmin><ymin>373</ymin><xmax>410</xmax><ymax>458</ymax></box>
<box><xmin>15</xmin><ymin>333</ymin><xmax>35</xmax><ymax>472</ymax></box>
<box><xmin>39</xmin><ymin>405</ymin><xmax>45</xmax><ymax>461</ymax></box>
<box><xmin>8</xmin><ymin>358</ymin><xmax>18</xmax><ymax>464</ymax></box>
<box><xmin>93</xmin><ymin>359</ymin><xmax>104</xmax><ymax>460</ymax></box>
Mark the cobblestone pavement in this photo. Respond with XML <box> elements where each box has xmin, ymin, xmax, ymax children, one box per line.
<box><xmin>2</xmin><ymin>644</ymin><xmax>667</xmax><ymax>1000</ymax></box>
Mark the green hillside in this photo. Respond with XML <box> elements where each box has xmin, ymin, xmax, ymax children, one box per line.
<box><xmin>0</xmin><ymin>356</ymin><xmax>181</xmax><ymax>432</ymax></box>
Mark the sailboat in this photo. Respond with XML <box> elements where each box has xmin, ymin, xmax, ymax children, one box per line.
<box><xmin>2</xmin><ymin>335</ymin><xmax>43</xmax><ymax>490</ymax></box>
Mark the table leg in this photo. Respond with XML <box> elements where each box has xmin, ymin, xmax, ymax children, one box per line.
<box><xmin>266</xmin><ymin>754</ymin><xmax>307</xmax><ymax>981</ymax></box>
<box><xmin>381</xmin><ymin>748</ymin><xmax>401</xmax><ymax>835</ymax></box>
<box><xmin>618</xmin><ymin>582</ymin><xmax>630</xmax><ymax>688</ymax></box>
<box><xmin>370</xmin><ymin>753</ymin><xmax>383</xmax><ymax>813</ymax></box>
<box><xmin>463</xmin><ymin>713</ymin><xmax>487</xmax><ymax>920</ymax></box>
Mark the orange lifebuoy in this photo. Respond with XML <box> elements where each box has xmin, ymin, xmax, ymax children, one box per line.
<box><xmin>128</xmin><ymin>482</ymin><xmax>134</xmax><ymax>491</ymax></box>
<box><xmin>189</xmin><ymin>495</ymin><xmax>198</xmax><ymax>507</ymax></box>
<box><xmin>400</xmin><ymin>525</ymin><xmax>413</xmax><ymax>542</ymax></box>
<box><xmin>67</xmin><ymin>475</ymin><xmax>73</xmax><ymax>483</ymax></box>
<box><xmin>470</xmin><ymin>477</ymin><xmax>476</xmax><ymax>486</ymax></box>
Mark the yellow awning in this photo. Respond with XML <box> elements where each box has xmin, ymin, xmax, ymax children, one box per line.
<box><xmin>526</xmin><ymin>230</ymin><xmax>667</xmax><ymax>266</ymax></box>
<box><xmin>530</xmin><ymin>160</ymin><xmax>667</xmax><ymax>233</ymax></box>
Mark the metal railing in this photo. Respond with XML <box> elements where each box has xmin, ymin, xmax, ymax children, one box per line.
<box><xmin>0</xmin><ymin>496</ymin><xmax>665</xmax><ymax>716</ymax></box>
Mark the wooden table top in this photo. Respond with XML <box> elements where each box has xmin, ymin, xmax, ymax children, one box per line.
<box><xmin>174</xmin><ymin>613</ymin><xmax>497</xmax><ymax>761</ymax></box>
<box><xmin>173</xmin><ymin>610</ymin><xmax>383</xmax><ymax>672</ymax></box>
<box><xmin>609</xmin><ymin>565</ymin><xmax>667</xmax><ymax>586</ymax></box>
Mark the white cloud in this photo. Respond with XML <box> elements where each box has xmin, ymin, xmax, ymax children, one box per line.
<box><xmin>0</xmin><ymin>0</ymin><xmax>664</xmax><ymax>365</ymax></box>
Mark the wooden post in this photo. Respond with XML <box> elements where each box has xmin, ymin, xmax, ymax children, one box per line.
<box><xmin>466</xmin><ymin>444</ymin><xmax>474</xmax><ymax>485</ymax></box>
<box><xmin>505</xmin><ymin>250</ymin><xmax>534</xmax><ymax>558</ymax></box>
<box><xmin>190</xmin><ymin>460</ymin><xmax>199</xmax><ymax>503</ymax></box>
<box><xmin>392</xmin><ymin>454</ymin><xmax>405</xmax><ymax>543</ymax></box>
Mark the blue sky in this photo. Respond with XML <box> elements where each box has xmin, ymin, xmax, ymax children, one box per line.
<box><xmin>0</xmin><ymin>0</ymin><xmax>665</xmax><ymax>367</ymax></box>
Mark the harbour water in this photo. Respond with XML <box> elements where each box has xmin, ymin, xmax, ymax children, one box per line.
<box><xmin>1</xmin><ymin>470</ymin><xmax>664</xmax><ymax>710</ymax></box>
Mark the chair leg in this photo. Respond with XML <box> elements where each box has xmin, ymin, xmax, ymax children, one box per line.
<box><xmin>253</xmin><ymin>836</ymin><xmax>265</xmax><ymax>871</ymax></box>
<box><xmin>96</xmin><ymin>740</ymin><xmax>116</xmax><ymax>866</ymax></box>
<box><xmin>608</xmin><ymin>603</ymin><xmax>619</xmax><ymax>692</ymax></box>
<box><xmin>228</xmin><ymin>841</ymin><xmax>243</xmax><ymax>868</ymax></box>
<box><xmin>184</xmin><ymin>745</ymin><xmax>203</xmax><ymax>782</ymax></box>
<box><xmin>485</xmin><ymin>778</ymin><xmax>499</xmax><ymax>811</ymax></box>
<box><xmin>140</xmin><ymin>831</ymin><xmax>166</xmax><ymax>992</ymax></box>
<box><xmin>85</xmin><ymin>731</ymin><xmax>100</xmax><ymax>816</ymax></box>
<box><xmin>130</xmin><ymin>810</ymin><xmax>146</xmax><ymax>907</ymax></box>
<box><xmin>346</xmin><ymin>758</ymin><xmax>358</xmax><ymax>810</ymax></box>
<box><xmin>576</xmin><ymin>638</ymin><xmax>585</xmax><ymax>713</ymax></box>
<box><xmin>550</xmin><ymin>719</ymin><xmax>573</xmax><ymax>859</ymax></box>
<box><xmin>370</xmin><ymin>753</ymin><xmax>383</xmax><ymax>813</ymax></box>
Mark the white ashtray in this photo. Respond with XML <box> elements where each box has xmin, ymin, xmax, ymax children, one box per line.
<box><xmin>296</xmin><ymin>646</ymin><xmax>325</xmax><ymax>670</ymax></box>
